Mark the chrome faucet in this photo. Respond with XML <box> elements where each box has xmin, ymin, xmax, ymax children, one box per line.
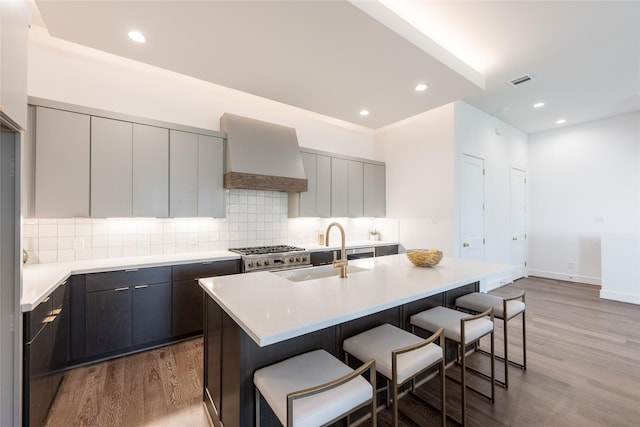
<box><xmin>325</xmin><ymin>222</ymin><xmax>348</xmax><ymax>278</ymax></box>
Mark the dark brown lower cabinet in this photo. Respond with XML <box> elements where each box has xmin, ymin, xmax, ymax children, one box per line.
<box><xmin>24</xmin><ymin>281</ymin><xmax>69</xmax><ymax>427</ymax></box>
<box><xmin>25</xmin><ymin>321</ymin><xmax>52</xmax><ymax>427</ymax></box>
<box><xmin>171</xmin><ymin>259</ymin><xmax>241</xmax><ymax>338</ymax></box>
<box><xmin>86</xmin><ymin>287</ymin><xmax>132</xmax><ymax>357</ymax></box>
<box><xmin>132</xmin><ymin>282</ymin><xmax>171</xmax><ymax>345</ymax></box>
<box><xmin>172</xmin><ymin>279</ymin><xmax>204</xmax><ymax>337</ymax></box>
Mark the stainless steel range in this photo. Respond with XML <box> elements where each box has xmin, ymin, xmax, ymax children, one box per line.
<box><xmin>229</xmin><ymin>245</ymin><xmax>311</xmax><ymax>273</ymax></box>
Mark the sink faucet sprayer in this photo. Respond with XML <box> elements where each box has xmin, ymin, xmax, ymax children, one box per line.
<box><xmin>325</xmin><ymin>222</ymin><xmax>348</xmax><ymax>278</ymax></box>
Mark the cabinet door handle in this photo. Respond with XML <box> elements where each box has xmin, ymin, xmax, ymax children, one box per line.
<box><xmin>125</xmin><ymin>268</ymin><xmax>139</xmax><ymax>272</ymax></box>
<box><xmin>463</xmin><ymin>242</ymin><xmax>470</xmax><ymax>248</ymax></box>
<box><xmin>134</xmin><ymin>285</ymin><xmax>148</xmax><ymax>289</ymax></box>
<box><xmin>43</xmin><ymin>315</ymin><xmax>56</xmax><ymax>324</ymax></box>
<box><xmin>114</xmin><ymin>287</ymin><xmax>129</xmax><ymax>292</ymax></box>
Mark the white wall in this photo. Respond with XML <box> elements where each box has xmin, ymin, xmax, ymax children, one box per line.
<box><xmin>375</xmin><ymin>104</ymin><xmax>456</xmax><ymax>253</ymax></box>
<box><xmin>27</xmin><ymin>26</ymin><xmax>375</xmax><ymax>159</ymax></box>
<box><xmin>374</xmin><ymin>100</ymin><xmax>529</xmax><ymax>270</ymax></box>
<box><xmin>453</xmin><ymin>102</ymin><xmax>528</xmax><ymax>264</ymax></box>
<box><xmin>528</xmin><ymin>112</ymin><xmax>640</xmax><ymax>284</ymax></box>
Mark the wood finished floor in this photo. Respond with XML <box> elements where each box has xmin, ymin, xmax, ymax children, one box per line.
<box><xmin>45</xmin><ymin>277</ymin><xmax>640</xmax><ymax>426</ymax></box>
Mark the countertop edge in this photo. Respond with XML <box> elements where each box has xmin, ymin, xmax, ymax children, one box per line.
<box><xmin>21</xmin><ymin>251</ymin><xmax>241</xmax><ymax>312</ymax></box>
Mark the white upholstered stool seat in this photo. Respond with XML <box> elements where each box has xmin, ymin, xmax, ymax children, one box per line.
<box><xmin>253</xmin><ymin>349</ymin><xmax>376</xmax><ymax>427</ymax></box>
<box><xmin>455</xmin><ymin>292</ymin><xmax>525</xmax><ymax>320</ymax></box>
<box><xmin>343</xmin><ymin>323</ymin><xmax>445</xmax><ymax>427</ymax></box>
<box><xmin>410</xmin><ymin>306</ymin><xmax>494</xmax><ymax>345</ymax></box>
<box><xmin>456</xmin><ymin>291</ymin><xmax>527</xmax><ymax>388</ymax></box>
<box><xmin>409</xmin><ymin>306</ymin><xmax>495</xmax><ymax>426</ymax></box>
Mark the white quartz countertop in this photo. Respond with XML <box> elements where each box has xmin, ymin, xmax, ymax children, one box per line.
<box><xmin>21</xmin><ymin>251</ymin><xmax>240</xmax><ymax>311</ymax></box>
<box><xmin>199</xmin><ymin>254</ymin><xmax>514</xmax><ymax>347</ymax></box>
<box><xmin>20</xmin><ymin>241</ymin><xmax>399</xmax><ymax>312</ymax></box>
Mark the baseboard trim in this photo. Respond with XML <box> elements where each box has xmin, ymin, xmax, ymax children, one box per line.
<box><xmin>599</xmin><ymin>290</ymin><xmax>640</xmax><ymax>305</ymax></box>
<box><xmin>528</xmin><ymin>270</ymin><xmax>600</xmax><ymax>286</ymax></box>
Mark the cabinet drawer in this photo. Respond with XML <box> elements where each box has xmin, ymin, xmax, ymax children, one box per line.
<box><xmin>27</xmin><ymin>295</ymin><xmax>53</xmax><ymax>341</ymax></box>
<box><xmin>172</xmin><ymin>259</ymin><xmax>240</xmax><ymax>281</ymax></box>
<box><xmin>86</xmin><ymin>266</ymin><xmax>171</xmax><ymax>292</ymax></box>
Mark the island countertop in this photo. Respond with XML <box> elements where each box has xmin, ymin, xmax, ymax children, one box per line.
<box><xmin>199</xmin><ymin>254</ymin><xmax>514</xmax><ymax>347</ymax></box>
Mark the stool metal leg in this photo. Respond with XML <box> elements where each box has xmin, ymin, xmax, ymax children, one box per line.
<box><xmin>255</xmin><ymin>386</ymin><xmax>261</xmax><ymax>427</ymax></box>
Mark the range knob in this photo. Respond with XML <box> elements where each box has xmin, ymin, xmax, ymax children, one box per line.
<box><xmin>256</xmin><ymin>260</ymin><xmax>262</xmax><ymax>267</ymax></box>
<box><xmin>247</xmin><ymin>261</ymin><xmax>254</xmax><ymax>268</ymax></box>
<box><xmin>302</xmin><ymin>256</ymin><xmax>308</xmax><ymax>262</ymax></box>
<box><xmin>264</xmin><ymin>259</ymin><xmax>270</xmax><ymax>266</ymax></box>
<box><xmin>295</xmin><ymin>257</ymin><xmax>301</xmax><ymax>262</ymax></box>
<box><xmin>289</xmin><ymin>257</ymin><xmax>295</xmax><ymax>263</ymax></box>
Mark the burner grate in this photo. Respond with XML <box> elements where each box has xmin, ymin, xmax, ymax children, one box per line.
<box><xmin>229</xmin><ymin>245</ymin><xmax>306</xmax><ymax>255</ymax></box>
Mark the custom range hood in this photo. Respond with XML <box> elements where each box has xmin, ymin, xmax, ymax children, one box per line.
<box><xmin>220</xmin><ymin>113</ymin><xmax>308</xmax><ymax>192</ymax></box>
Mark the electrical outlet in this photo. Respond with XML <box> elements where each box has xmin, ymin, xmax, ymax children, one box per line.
<box><xmin>74</xmin><ymin>238</ymin><xmax>84</xmax><ymax>249</ymax></box>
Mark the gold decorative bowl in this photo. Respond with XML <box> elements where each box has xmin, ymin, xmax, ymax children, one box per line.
<box><xmin>406</xmin><ymin>249</ymin><xmax>443</xmax><ymax>267</ymax></box>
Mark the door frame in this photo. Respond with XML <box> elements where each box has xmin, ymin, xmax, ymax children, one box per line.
<box><xmin>0</xmin><ymin>123</ymin><xmax>22</xmax><ymax>427</ymax></box>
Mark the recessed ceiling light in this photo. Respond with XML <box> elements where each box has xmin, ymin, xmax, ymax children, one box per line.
<box><xmin>414</xmin><ymin>83</ymin><xmax>428</xmax><ymax>92</ymax></box>
<box><xmin>128</xmin><ymin>31</ymin><xmax>146</xmax><ymax>43</ymax></box>
<box><xmin>360</xmin><ymin>110</ymin><xmax>369</xmax><ymax>116</ymax></box>
<box><xmin>533</xmin><ymin>102</ymin><xmax>545</xmax><ymax>108</ymax></box>
<box><xmin>556</xmin><ymin>119</ymin><xmax>567</xmax><ymax>125</ymax></box>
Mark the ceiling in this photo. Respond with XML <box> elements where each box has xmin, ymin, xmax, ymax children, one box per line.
<box><xmin>30</xmin><ymin>0</ymin><xmax>640</xmax><ymax>134</ymax></box>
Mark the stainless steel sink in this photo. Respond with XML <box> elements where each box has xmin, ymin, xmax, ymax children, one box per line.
<box><xmin>273</xmin><ymin>264</ymin><xmax>368</xmax><ymax>282</ymax></box>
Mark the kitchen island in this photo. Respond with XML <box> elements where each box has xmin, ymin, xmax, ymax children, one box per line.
<box><xmin>199</xmin><ymin>253</ymin><xmax>514</xmax><ymax>427</ymax></box>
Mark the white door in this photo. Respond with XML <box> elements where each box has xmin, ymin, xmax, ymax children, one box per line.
<box><xmin>461</xmin><ymin>154</ymin><xmax>485</xmax><ymax>261</ymax></box>
<box><xmin>510</xmin><ymin>167</ymin><xmax>528</xmax><ymax>278</ymax></box>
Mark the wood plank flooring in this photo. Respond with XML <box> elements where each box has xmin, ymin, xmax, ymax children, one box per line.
<box><xmin>45</xmin><ymin>277</ymin><xmax>640</xmax><ymax>426</ymax></box>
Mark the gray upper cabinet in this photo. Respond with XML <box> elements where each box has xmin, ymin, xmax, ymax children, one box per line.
<box><xmin>29</xmin><ymin>99</ymin><xmax>225</xmax><ymax>219</ymax></box>
<box><xmin>90</xmin><ymin>117</ymin><xmax>133</xmax><ymax>217</ymax></box>
<box><xmin>170</xmin><ymin>131</ymin><xmax>224</xmax><ymax>217</ymax></box>
<box><xmin>316</xmin><ymin>154</ymin><xmax>331</xmax><ymax>217</ymax></box>
<box><xmin>290</xmin><ymin>150</ymin><xmax>384</xmax><ymax>218</ymax></box>
<box><xmin>298</xmin><ymin>152</ymin><xmax>317</xmax><ymax>217</ymax></box>
<box><xmin>331</xmin><ymin>157</ymin><xmax>349</xmax><ymax>217</ymax></box>
<box><xmin>347</xmin><ymin>160</ymin><xmax>364</xmax><ymax>217</ymax></box>
<box><xmin>288</xmin><ymin>152</ymin><xmax>331</xmax><ymax>218</ymax></box>
<box><xmin>0</xmin><ymin>0</ymin><xmax>29</xmax><ymax>130</ymax></box>
<box><xmin>197</xmin><ymin>135</ymin><xmax>225</xmax><ymax>217</ymax></box>
<box><xmin>170</xmin><ymin>130</ymin><xmax>198</xmax><ymax>217</ymax></box>
<box><xmin>34</xmin><ymin>107</ymin><xmax>90</xmax><ymax>217</ymax></box>
<box><xmin>132</xmin><ymin>124</ymin><xmax>169</xmax><ymax>217</ymax></box>
<box><xmin>364</xmin><ymin>163</ymin><xmax>385</xmax><ymax>217</ymax></box>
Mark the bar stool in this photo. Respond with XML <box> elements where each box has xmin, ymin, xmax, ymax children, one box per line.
<box><xmin>343</xmin><ymin>323</ymin><xmax>445</xmax><ymax>427</ymax></box>
<box><xmin>455</xmin><ymin>291</ymin><xmax>526</xmax><ymax>388</ymax></box>
<box><xmin>410</xmin><ymin>306</ymin><xmax>495</xmax><ymax>426</ymax></box>
<box><xmin>253</xmin><ymin>349</ymin><xmax>376</xmax><ymax>427</ymax></box>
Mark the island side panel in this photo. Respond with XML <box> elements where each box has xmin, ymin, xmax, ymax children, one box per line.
<box><xmin>217</xmin><ymin>307</ymin><xmax>338</xmax><ymax>427</ymax></box>
<box><xmin>204</xmin><ymin>297</ymin><xmax>223</xmax><ymax>427</ymax></box>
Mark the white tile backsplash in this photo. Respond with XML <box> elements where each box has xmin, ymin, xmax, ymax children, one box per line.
<box><xmin>23</xmin><ymin>189</ymin><xmax>399</xmax><ymax>263</ymax></box>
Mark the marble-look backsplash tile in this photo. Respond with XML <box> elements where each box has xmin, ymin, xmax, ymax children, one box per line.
<box><xmin>23</xmin><ymin>189</ymin><xmax>399</xmax><ymax>264</ymax></box>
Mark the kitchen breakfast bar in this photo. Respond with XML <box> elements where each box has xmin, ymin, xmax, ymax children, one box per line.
<box><xmin>199</xmin><ymin>254</ymin><xmax>514</xmax><ymax>427</ymax></box>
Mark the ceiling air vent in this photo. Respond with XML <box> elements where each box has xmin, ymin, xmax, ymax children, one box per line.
<box><xmin>509</xmin><ymin>74</ymin><xmax>534</xmax><ymax>86</ymax></box>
